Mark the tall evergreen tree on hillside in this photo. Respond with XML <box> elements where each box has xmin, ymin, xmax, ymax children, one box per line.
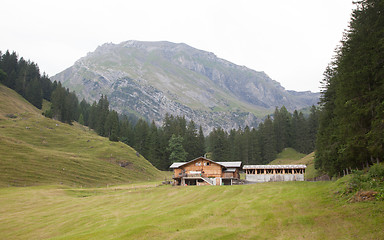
<box><xmin>316</xmin><ymin>0</ymin><xmax>384</xmax><ymax>175</ymax></box>
<box><xmin>25</xmin><ymin>77</ymin><xmax>43</xmax><ymax>109</ymax></box>
<box><xmin>273</xmin><ymin>106</ymin><xmax>291</xmax><ymax>152</ymax></box>
<box><xmin>105</xmin><ymin>110</ymin><xmax>119</xmax><ymax>141</ymax></box>
<box><xmin>307</xmin><ymin>105</ymin><xmax>319</xmax><ymax>153</ymax></box>
<box><xmin>167</xmin><ymin>134</ymin><xmax>187</xmax><ymax>163</ymax></box>
<box><xmin>183</xmin><ymin>120</ymin><xmax>200</xmax><ymax>160</ymax></box>
<box><xmin>134</xmin><ymin>118</ymin><xmax>149</xmax><ymax>156</ymax></box>
<box><xmin>0</xmin><ymin>69</ymin><xmax>6</xmax><ymax>84</ymax></box>
<box><xmin>146</xmin><ymin>121</ymin><xmax>163</xmax><ymax>168</ymax></box>
<box><xmin>260</xmin><ymin>116</ymin><xmax>276</xmax><ymax>163</ymax></box>
<box><xmin>197</xmin><ymin>126</ymin><xmax>206</xmax><ymax>157</ymax></box>
<box><xmin>95</xmin><ymin>95</ymin><xmax>109</xmax><ymax>136</ymax></box>
<box><xmin>208</xmin><ymin>127</ymin><xmax>230</xmax><ymax>161</ymax></box>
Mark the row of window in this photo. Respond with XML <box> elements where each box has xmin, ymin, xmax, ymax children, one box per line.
<box><xmin>245</xmin><ymin>169</ymin><xmax>305</xmax><ymax>174</ymax></box>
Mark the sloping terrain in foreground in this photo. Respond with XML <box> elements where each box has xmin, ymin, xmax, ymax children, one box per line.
<box><xmin>0</xmin><ymin>181</ymin><xmax>383</xmax><ymax>239</ymax></box>
<box><xmin>0</xmin><ymin>84</ymin><xmax>164</xmax><ymax>187</ymax></box>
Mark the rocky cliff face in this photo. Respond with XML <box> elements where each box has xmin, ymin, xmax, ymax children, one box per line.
<box><xmin>51</xmin><ymin>40</ymin><xmax>319</xmax><ymax>132</ymax></box>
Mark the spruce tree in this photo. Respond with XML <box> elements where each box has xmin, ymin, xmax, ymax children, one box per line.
<box><xmin>315</xmin><ymin>0</ymin><xmax>384</xmax><ymax>175</ymax></box>
<box><xmin>167</xmin><ymin>134</ymin><xmax>187</xmax><ymax>163</ymax></box>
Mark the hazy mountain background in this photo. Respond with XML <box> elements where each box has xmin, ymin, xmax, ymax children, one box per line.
<box><xmin>52</xmin><ymin>40</ymin><xmax>320</xmax><ymax>132</ymax></box>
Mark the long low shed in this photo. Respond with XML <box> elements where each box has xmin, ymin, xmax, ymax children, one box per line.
<box><xmin>243</xmin><ymin>165</ymin><xmax>306</xmax><ymax>182</ymax></box>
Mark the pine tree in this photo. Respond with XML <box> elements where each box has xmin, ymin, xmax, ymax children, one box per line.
<box><xmin>105</xmin><ymin>110</ymin><xmax>119</xmax><ymax>141</ymax></box>
<box><xmin>0</xmin><ymin>69</ymin><xmax>7</xmax><ymax>85</ymax></box>
<box><xmin>134</xmin><ymin>119</ymin><xmax>149</xmax><ymax>156</ymax></box>
<box><xmin>260</xmin><ymin>116</ymin><xmax>276</xmax><ymax>163</ymax></box>
<box><xmin>167</xmin><ymin>134</ymin><xmax>187</xmax><ymax>163</ymax></box>
<box><xmin>208</xmin><ymin>127</ymin><xmax>229</xmax><ymax>161</ymax></box>
<box><xmin>197</xmin><ymin>126</ymin><xmax>206</xmax><ymax>157</ymax></box>
<box><xmin>273</xmin><ymin>106</ymin><xmax>291</xmax><ymax>153</ymax></box>
<box><xmin>183</xmin><ymin>120</ymin><xmax>199</xmax><ymax>160</ymax></box>
<box><xmin>315</xmin><ymin>0</ymin><xmax>384</xmax><ymax>175</ymax></box>
<box><xmin>96</xmin><ymin>95</ymin><xmax>109</xmax><ymax>136</ymax></box>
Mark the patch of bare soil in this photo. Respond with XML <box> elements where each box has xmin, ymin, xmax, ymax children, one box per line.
<box><xmin>350</xmin><ymin>190</ymin><xmax>378</xmax><ymax>202</ymax></box>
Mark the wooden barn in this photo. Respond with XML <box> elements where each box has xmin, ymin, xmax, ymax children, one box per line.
<box><xmin>243</xmin><ymin>165</ymin><xmax>306</xmax><ymax>182</ymax></box>
<box><xmin>170</xmin><ymin>157</ymin><xmax>242</xmax><ymax>186</ymax></box>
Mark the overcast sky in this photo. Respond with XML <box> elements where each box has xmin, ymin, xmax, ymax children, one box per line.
<box><xmin>1</xmin><ymin>0</ymin><xmax>354</xmax><ymax>92</ymax></box>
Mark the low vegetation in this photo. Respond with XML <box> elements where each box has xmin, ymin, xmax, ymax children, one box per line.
<box><xmin>0</xmin><ymin>181</ymin><xmax>383</xmax><ymax>240</ymax></box>
<box><xmin>0</xmin><ymin>84</ymin><xmax>165</xmax><ymax>187</ymax></box>
<box><xmin>335</xmin><ymin>163</ymin><xmax>384</xmax><ymax>202</ymax></box>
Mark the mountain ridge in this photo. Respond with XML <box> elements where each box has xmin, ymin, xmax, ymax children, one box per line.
<box><xmin>52</xmin><ymin>40</ymin><xmax>320</xmax><ymax>132</ymax></box>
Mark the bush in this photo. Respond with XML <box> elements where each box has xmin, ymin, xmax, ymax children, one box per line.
<box><xmin>342</xmin><ymin>164</ymin><xmax>384</xmax><ymax>201</ymax></box>
<box><xmin>368</xmin><ymin>163</ymin><xmax>384</xmax><ymax>180</ymax></box>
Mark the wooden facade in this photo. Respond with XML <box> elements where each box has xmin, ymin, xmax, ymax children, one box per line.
<box><xmin>243</xmin><ymin>165</ymin><xmax>306</xmax><ymax>182</ymax></box>
<box><xmin>170</xmin><ymin>157</ymin><xmax>242</xmax><ymax>186</ymax></box>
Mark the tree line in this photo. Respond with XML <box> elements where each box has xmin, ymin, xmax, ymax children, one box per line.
<box><xmin>0</xmin><ymin>51</ymin><xmax>53</xmax><ymax>109</ymax></box>
<box><xmin>54</xmin><ymin>95</ymin><xmax>207</xmax><ymax>170</ymax></box>
<box><xmin>207</xmin><ymin>106</ymin><xmax>319</xmax><ymax>164</ymax></box>
<box><xmin>0</xmin><ymin>50</ymin><xmax>319</xmax><ymax>171</ymax></box>
<box><xmin>315</xmin><ymin>0</ymin><xmax>384</xmax><ymax>176</ymax></box>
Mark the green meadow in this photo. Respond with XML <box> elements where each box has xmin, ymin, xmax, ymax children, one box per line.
<box><xmin>1</xmin><ymin>84</ymin><xmax>383</xmax><ymax>239</ymax></box>
<box><xmin>0</xmin><ymin>84</ymin><xmax>165</xmax><ymax>187</ymax></box>
<box><xmin>1</xmin><ymin>181</ymin><xmax>383</xmax><ymax>240</ymax></box>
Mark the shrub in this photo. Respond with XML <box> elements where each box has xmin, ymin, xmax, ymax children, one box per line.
<box><xmin>368</xmin><ymin>163</ymin><xmax>384</xmax><ymax>180</ymax></box>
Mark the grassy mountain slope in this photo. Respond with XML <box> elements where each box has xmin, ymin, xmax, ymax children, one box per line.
<box><xmin>269</xmin><ymin>148</ymin><xmax>320</xmax><ymax>179</ymax></box>
<box><xmin>0</xmin><ymin>84</ymin><xmax>164</xmax><ymax>187</ymax></box>
<box><xmin>0</xmin><ymin>182</ymin><xmax>383</xmax><ymax>239</ymax></box>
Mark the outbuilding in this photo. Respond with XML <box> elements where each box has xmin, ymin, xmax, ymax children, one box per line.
<box><xmin>243</xmin><ymin>164</ymin><xmax>306</xmax><ymax>182</ymax></box>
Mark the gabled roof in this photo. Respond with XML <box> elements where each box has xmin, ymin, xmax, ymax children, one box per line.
<box><xmin>169</xmin><ymin>157</ymin><xmax>242</xmax><ymax>169</ymax></box>
<box><xmin>169</xmin><ymin>157</ymin><xmax>220</xmax><ymax>169</ymax></box>
<box><xmin>243</xmin><ymin>164</ymin><xmax>306</xmax><ymax>169</ymax></box>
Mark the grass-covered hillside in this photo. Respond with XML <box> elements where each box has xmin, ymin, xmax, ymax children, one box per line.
<box><xmin>269</xmin><ymin>148</ymin><xmax>320</xmax><ymax>179</ymax></box>
<box><xmin>0</xmin><ymin>84</ymin><xmax>164</xmax><ymax>187</ymax></box>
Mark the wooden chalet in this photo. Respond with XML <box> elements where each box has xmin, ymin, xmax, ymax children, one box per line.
<box><xmin>243</xmin><ymin>165</ymin><xmax>306</xmax><ymax>182</ymax></box>
<box><xmin>170</xmin><ymin>157</ymin><xmax>242</xmax><ymax>186</ymax></box>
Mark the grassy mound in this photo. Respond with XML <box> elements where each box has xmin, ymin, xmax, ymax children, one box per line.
<box><xmin>0</xmin><ymin>84</ymin><xmax>164</xmax><ymax>187</ymax></box>
<box><xmin>334</xmin><ymin>163</ymin><xmax>384</xmax><ymax>202</ymax></box>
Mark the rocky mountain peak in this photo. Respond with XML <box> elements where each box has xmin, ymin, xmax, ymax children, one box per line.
<box><xmin>52</xmin><ymin>40</ymin><xmax>320</xmax><ymax>133</ymax></box>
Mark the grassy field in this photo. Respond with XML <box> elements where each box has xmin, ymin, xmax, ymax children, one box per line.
<box><xmin>1</xmin><ymin>85</ymin><xmax>383</xmax><ymax>239</ymax></box>
<box><xmin>0</xmin><ymin>181</ymin><xmax>383</xmax><ymax>240</ymax></box>
<box><xmin>0</xmin><ymin>84</ymin><xmax>165</xmax><ymax>187</ymax></box>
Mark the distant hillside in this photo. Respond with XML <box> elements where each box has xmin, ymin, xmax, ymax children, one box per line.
<box><xmin>52</xmin><ymin>40</ymin><xmax>320</xmax><ymax>132</ymax></box>
<box><xmin>0</xmin><ymin>84</ymin><xmax>164</xmax><ymax>187</ymax></box>
<box><xmin>269</xmin><ymin>148</ymin><xmax>319</xmax><ymax>179</ymax></box>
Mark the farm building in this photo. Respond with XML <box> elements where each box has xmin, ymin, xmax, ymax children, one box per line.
<box><xmin>170</xmin><ymin>157</ymin><xmax>242</xmax><ymax>186</ymax></box>
<box><xmin>243</xmin><ymin>165</ymin><xmax>306</xmax><ymax>182</ymax></box>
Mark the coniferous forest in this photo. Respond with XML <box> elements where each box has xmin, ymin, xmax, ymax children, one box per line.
<box><xmin>315</xmin><ymin>0</ymin><xmax>384</xmax><ymax>176</ymax></box>
<box><xmin>0</xmin><ymin>50</ymin><xmax>319</xmax><ymax>171</ymax></box>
